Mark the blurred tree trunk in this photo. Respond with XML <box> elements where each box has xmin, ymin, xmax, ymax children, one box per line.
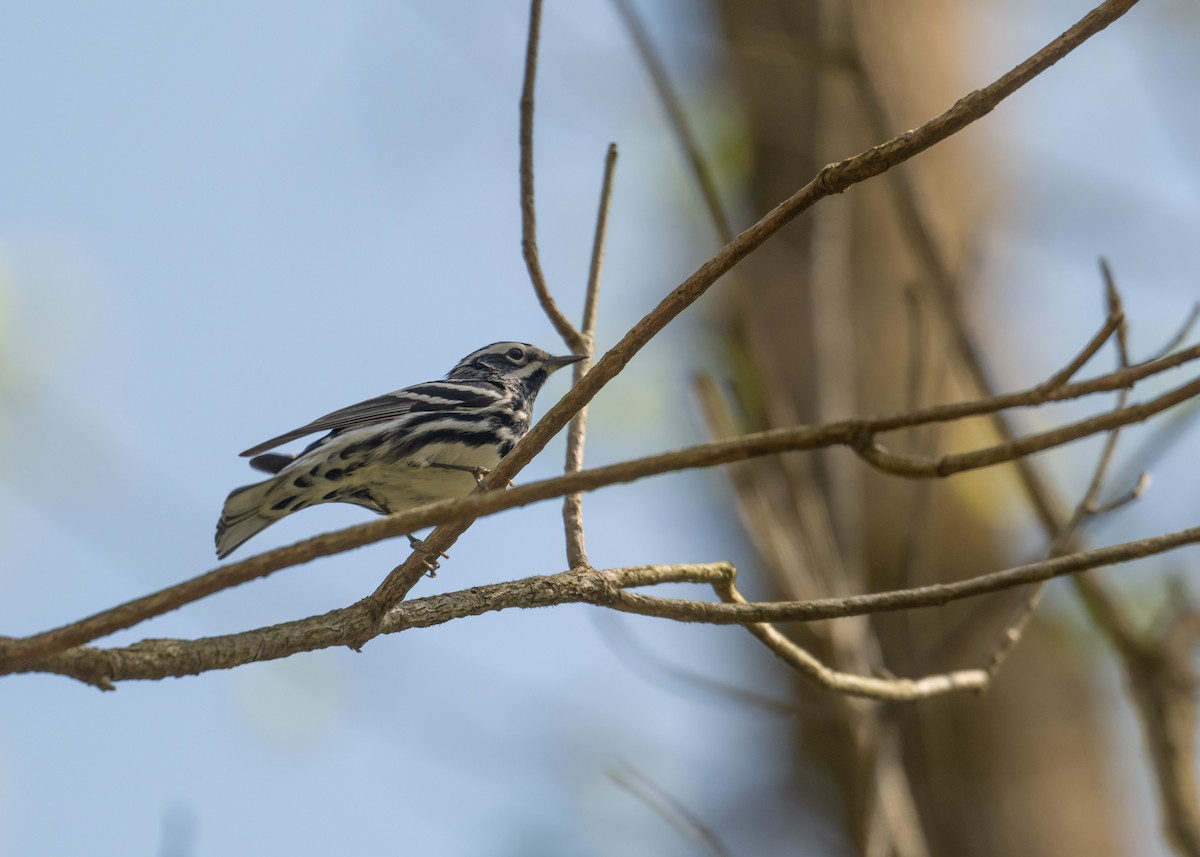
<box><xmin>707</xmin><ymin>2</ymin><xmax>1128</xmax><ymax>855</ymax></box>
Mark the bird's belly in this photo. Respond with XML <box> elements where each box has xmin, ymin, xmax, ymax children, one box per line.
<box><xmin>405</xmin><ymin>439</ymin><xmax>503</xmax><ymax>471</ymax></box>
<box><xmin>280</xmin><ymin>428</ymin><xmax>506</xmax><ymax>515</ymax></box>
<box><xmin>365</xmin><ymin>441</ymin><xmax>503</xmax><ymax>508</ymax></box>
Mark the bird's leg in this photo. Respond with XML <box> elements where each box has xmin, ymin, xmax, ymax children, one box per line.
<box><xmin>426</xmin><ymin>462</ymin><xmax>506</xmax><ymax>489</ymax></box>
<box><xmin>406</xmin><ymin>534</ymin><xmax>449</xmax><ymax>577</ymax></box>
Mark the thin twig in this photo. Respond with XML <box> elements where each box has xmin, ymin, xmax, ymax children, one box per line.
<box><xmin>894</xmin><ymin>286</ymin><xmax>939</xmax><ymax>590</ymax></box>
<box><xmin>718</xmin><ymin>581</ymin><xmax>988</xmax><ymax>701</ymax></box>
<box><xmin>611</xmin><ymin>0</ymin><xmax>734</xmax><ymax>244</ymax></box>
<box><xmin>984</xmin><ymin>277</ymin><xmax>1134</xmax><ymax>675</ymax></box>
<box><xmin>519</xmin><ymin>0</ymin><xmax>585</xmax><ymax>351</ymax></box>
<box><xmin>1148</xmin><ymin>303</ymin><xmax>1200</xmax><ymax>362</ymax></box>
<box><xmin>562</xmin><ymin>143</ymin><xmax>618</xmax><ymax>569</ymax></box>
<box><xmin>1089</xmin><ymin>472</ymin><xmax>1150</xmax><ymax>515</ymax></box>
<box><xmin>853</xmin><ymin>372</ymin><xmax>1200</xmax><ymax>478</ymax></box>
<box><xmin>1038</xmin><ymin>309</ymin><xmax>1123</xmax><ymax>390</ymax></box>
<box><xmin>601</xmin><ymin>527</ymin><xmax>1200</xmax><ymax>626</ymax></box>
<box><xmin>581</xmin><ymin>147</ymin><xmax>615</xmax><ymax>337</ymax></box>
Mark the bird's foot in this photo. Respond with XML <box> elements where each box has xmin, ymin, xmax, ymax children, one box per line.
<box><xmin>406</xmin><ymin>534</ymin><xmax>449</xmax><ymax>577</ymax></box>
<box><xmin>427</xmin><ymin>462</ymin><xmax>502</xmax><ymax>489</ymax></box>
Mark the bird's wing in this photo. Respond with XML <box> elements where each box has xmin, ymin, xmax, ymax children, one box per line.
<box><xmin>247</xmin><ymin>452</ymin><xmax>296</xmax><ymax>474</ymax></box>
<box><xmin>238</xmin><ymin>381</ymin><xmax>505</xmax><ymax>457</ymax></box>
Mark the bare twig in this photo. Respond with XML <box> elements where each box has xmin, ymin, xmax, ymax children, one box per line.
<box><xmin>563</xmin><ymin>143</ymin><xmax>618</xmax><ymax>569</ymax></box>
<box><xmin>611</xmin><ymin>0</ymin><xmax>734</xmax><ymax>244</ymax></box>
<box><xmin>936</xmin><ymin>261</ymin><xmax>1200</xmax><ymax>854</ymax></box>
<box><xmin>1088</xmin><ymin>472</ymin><xmax>1150</xmax><ymax>515</ymax></box>
<box><xmin>853</xmin><ymin>372</ymin><xmax>1200</xmax><ymax>478</ymax></box>
<box><xmin>519</xmin><ymin>0</ymin><xmax>585</xmax><ymax>351</ymax></box>
<box><xmin>1037</xmin><ymin>309</ymin><xmax>1124</xmax><ymax>390</ymax></box>
<box><xmin>725</xmin><ymin>606</ymin><xmax>987</xmax><ymax>701</ymax></box>
<box><xmin>1148</xmin><ymin>302</ymin><xmax>1200</xmax><ymax>362</ymax></box>
<box><xmin>580</xmin><ymin>147</ymin><xmax>615</xmax><ymax>338</ymax></box>
<box><xmin>601</xmin><ymin>527</ymin><xmax>1200</xmax><ymax>627</ymax></box>
<box><xmin>983</xmin><ymin>279</ymin><xmax>1133</xmax><ymax>676</ymax></box>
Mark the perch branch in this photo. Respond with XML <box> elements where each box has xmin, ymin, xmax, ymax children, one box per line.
<box><xmin>2</xmin><ymin>337</ymin><xmax>1197</xmax><ymax>674</ymax></box>
<box><xmin>17</xmin><ymin>518</ymin><xmax>1200</xmax><ymax>688</ymax></box>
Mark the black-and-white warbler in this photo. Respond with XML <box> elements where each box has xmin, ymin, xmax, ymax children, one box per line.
<box><xmin>215</xmin><ymin>341</ymin><xmax>583</xmax><ymax>558</ymax></box>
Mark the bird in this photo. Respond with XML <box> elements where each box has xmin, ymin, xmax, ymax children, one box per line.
<box><xmin>215</xmin><ymin>341</ymin><xmax>584</xmax><ymax>559</ymax></box>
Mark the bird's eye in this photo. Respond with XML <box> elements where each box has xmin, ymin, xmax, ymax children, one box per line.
<box><xmin>506</xmin><ymin>347</ymin><xmax>526</xmax><ymax>363</ymax></box>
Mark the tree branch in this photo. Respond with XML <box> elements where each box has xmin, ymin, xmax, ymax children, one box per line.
<box><xmin>601</xmin><ymin>527</ymin><xmax>1200</xmax><ymax>627</ymax></box>
<box><xmin>18</xmin><ymin>518</ymin><xmax>1200</xmax><ymax>688</ymax></box>
<box><xmin>611</xmin><ymin>0</ymin><xmax>734</xmax><ymax>245</ymax></box>
<box><xmin>519</xmin><ymin>0</ymin><xmax>585</xmax><ymax>352</ymax></box>
<box><xmin>365</xmin><ymin>0</ymin><xmax>1143</xmax><ymax>611</ymax></box>
<box><xmin>3</xmin><ymin>337</ymin><xmax>1197</xmax><ymax>674</ymax></box>
<box><xmin>562</xmin><ymin>143</ymin><xmax>617</xmax><ymax>569</ymax></box>
<box><xmin>852</xmin><ymin>372</ymin><xmax>1200</xmax><ymax>479</ymax></box>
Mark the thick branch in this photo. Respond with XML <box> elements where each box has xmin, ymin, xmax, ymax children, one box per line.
<box><xmin>18</xmin><ymin>518</ymin><xmax>1199</xmax><ymax>687</ymax></box>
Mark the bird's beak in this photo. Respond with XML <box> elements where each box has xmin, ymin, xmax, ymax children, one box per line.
<box><xmin>545</xmin><ymin>354</ymin><xmax>587</xmax><ymax>371</ymax></box>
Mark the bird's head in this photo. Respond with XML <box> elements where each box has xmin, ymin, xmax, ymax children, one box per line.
<box><xmin>447</xmin><ymin>342</ymin><xmax>584</xmax><ymax>394</ymax></box>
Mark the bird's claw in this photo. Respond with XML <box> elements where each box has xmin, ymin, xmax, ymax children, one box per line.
<box><xmin>407</xmin><ymin>534</ymin><xmax>449</xmax><ymax>577</ymax></box>
<box><xmin>427</xmin><ymin>461</ymin><xmax>495</xmax><ymax>489</ymax></box>
<box><xmin>470</xmin><ymin>466</ymin><xmax>515</xmax><ymax>490</ymax></box>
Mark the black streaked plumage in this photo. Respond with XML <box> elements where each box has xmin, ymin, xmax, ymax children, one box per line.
<box><xmin>215</xmin><ymin>342</ymin><xmax>582</xmax><ymax>559</ymax></box>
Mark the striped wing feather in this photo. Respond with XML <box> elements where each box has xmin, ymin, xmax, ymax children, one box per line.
<box><xmin>239</xmin><ymin>381</ymin><xmax>505</xmax><ymax>457</ymax></box>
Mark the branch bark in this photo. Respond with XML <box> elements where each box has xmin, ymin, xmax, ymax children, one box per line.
<box><xmin>14</xmin><ymin>520</ymin><xmax>1200</xmax><ymax>688</ymax></box>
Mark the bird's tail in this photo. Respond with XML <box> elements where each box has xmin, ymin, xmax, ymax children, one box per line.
<box><xmin>215</xmin><ymin>476</ymin><xmax>289</xmax><ymax>559</ymax></box>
